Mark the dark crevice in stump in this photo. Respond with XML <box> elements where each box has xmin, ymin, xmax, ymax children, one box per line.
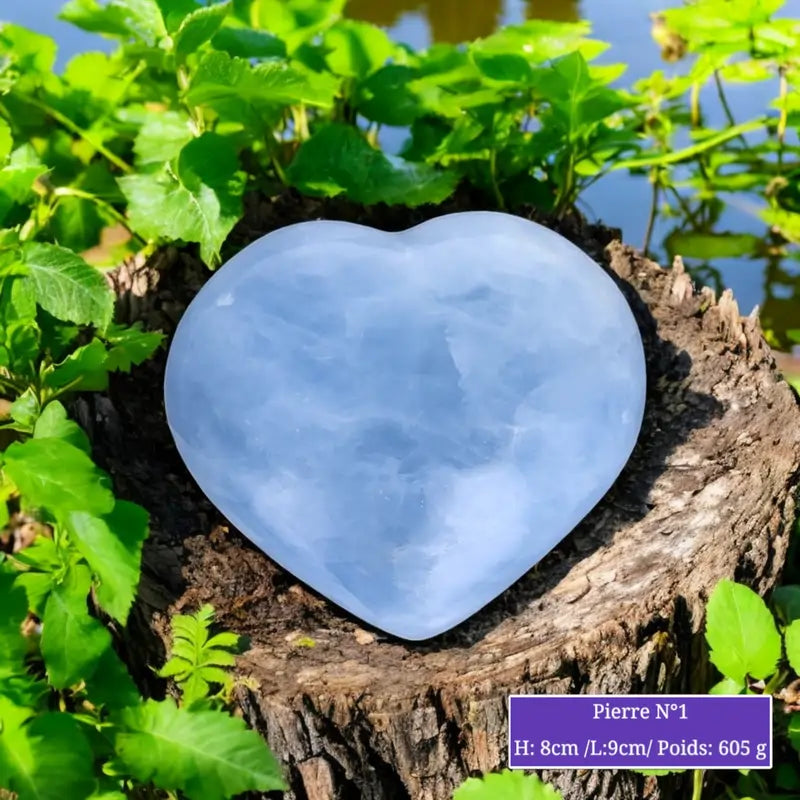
<box><xmin>88</xmin><ymin>195</ymin><xmax>800</xmax><ymax>800</ymax></box>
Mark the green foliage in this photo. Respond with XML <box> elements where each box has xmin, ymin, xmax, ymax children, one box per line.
<box><xmin>705</xmin><ymin>579</ymin><xmax>782</xmax><ymax>684</ymax></box>
<box><xmin>113</xmin><ymin>698</ymin><xmax>285</xmax><ymax>798</ymax></box>
<box><xmin>697</xmin><ymin>576</ymin><xmax>800</xmax><ymax>800</ymax></box>
<box><xmin>453</xmin><ymin>770</ymin><xmax>563</xmax><ymax>799</ymax></box>
<box><xmin>158</xmin><ymin>604</ymin><xmax>240</xmax><ymax>705</ymax></box>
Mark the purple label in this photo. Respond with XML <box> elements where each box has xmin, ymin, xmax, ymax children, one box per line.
<box><xmin>508</xmin><ymin>695</ymin><xmax>772</xmax><ymax>769</ymax></box>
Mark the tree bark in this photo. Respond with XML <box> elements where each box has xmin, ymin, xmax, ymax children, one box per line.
<box><xmin>98</xmin><ymin>204</ymin><xmax>800</xmax><ymax>800</ymax></box>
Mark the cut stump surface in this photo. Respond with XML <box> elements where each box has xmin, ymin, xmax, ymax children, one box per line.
<box><xmin>95</xmin><ymin>199</ymin><xmax>800</xmax><ymax>800</ymax></box>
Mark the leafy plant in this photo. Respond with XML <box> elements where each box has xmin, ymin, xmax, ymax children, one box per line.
<box><xmin>158</xmin><ymin>604</ymin><xmax>241</xmax><ymax>706</ymax></box>
<box><xmin>453</xmin><ymin>770</ymin><xmax>563</xmax><ymax>799</ymax></box>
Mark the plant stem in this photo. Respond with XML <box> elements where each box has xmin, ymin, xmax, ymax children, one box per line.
<box><xmin>643</xmin><ymin>171</ymin><xmax>659</xmax><ymax>256</ymax></box>
<box><xmin>777</xmin><ymin>65</ymin><xmax>787</xmax><ymax>170</ymax></box>
<box><xmin>713</xmin><ymin>70</ymin><xmax>747</xmax><ymax>146</ymax></box>
<box><xmin>489</xmin><ymin>147</ymin><xmax>505</xmax><ymax>211</ymax></box>
<box><xmin>691</xmin><ymin>769</ymin><xmax>704</xmax><ymax>800</ymax></box>
<box><xmin>18</xmin><ymin>96</ymin><xmax>132</xmax><ymax>174</ymax></box>
<box><xmin>52</xmin><ymin>186</ymin><xmax>145</xmax><ymax>245</ymax></box>
<box><xmin>690</xmin><ymin>81</ymin><xmax>701</xmax><ymax>128</ymax></box>
<box><xmin>178</xmin><ymin>65</ymin><xmax>205</xmax><ymax>136</ymax></box>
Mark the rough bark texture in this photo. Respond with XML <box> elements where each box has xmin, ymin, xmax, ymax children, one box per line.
<box><xmin>92</xmin><ymin>196</ymin><xmax>800</xmax><ymax>800</ymax></box>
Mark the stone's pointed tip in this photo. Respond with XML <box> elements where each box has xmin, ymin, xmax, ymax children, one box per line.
<box><xmin>164</xmin><ymin>211</ymin><xmax>647</xmax><ymax>639</ymax></box>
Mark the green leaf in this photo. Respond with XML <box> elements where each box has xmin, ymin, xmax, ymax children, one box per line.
<box><xmin>0</xmin><ymin>571</ymin><xmax>28</xmax><ymax>672</ymax></box>
<box><xmin>159</xmin><ymin>604</ymin><xmax>238</xmax><ymax>704</ymax></box>
<box><xmin>120</xmin><ymin>132</ymin><xmax>245</xmax><ymax>266</ymax></box>
<box><xmin>59</xmin><ymin>0</ymin><xmax>167</xmax><ymax>45</ymax></box>
<box><xmin>9</xmin><ymin>387</ymin><xmax>40</xmax><ymax>431</ymax></box>
<box><xmin>45</xmin><ymin>337</ymin><xmax>110</xmax><ymax>392</ymax></box>
<box><xmin>790</xmin><ymin>713</ymin><xmax>800</xmax><ymax>754</ymax></box>
<box><xmin>51</xmin><ymin>194</ymin><xmax>106</xmax><ymax>254</ymax></box>
<box><xmin>354</xmin><ymin>65</ymin><xmax>422</xmax><ymax>126</ymax></box>
<box><xmin>0</xmin><ymin>145</ymin><xmax>48</xmax><ymax>226</ymax></box>
<box><xmin>21</xmin><ymin>242</ymin><xmax>114</xmax><ymax>329</ymax></box>
<box><xmin>82</xmin><ymin>642</ymin><xmax>141</xmax><ymax>710</ymax></box>
<box><xmin>0</xmin><ymin>118</ymin><xmax>12</xmax><ymax>162</ymax></box>
<box><xmin>242</xmin><ymin>0</ymin><xmax>345</xmax><ymax>53</ymax></box>
<box><xmin>155</xmin><ymin>0</ymin><xmax>200</xmax><ymax>31</ymax></box>
<box><xmin>133</xmin><ymin>110</ymin><xmax>195</xmax><ymax>166</ymax></box>
<box><xmin>787</xmin><ymin>620</ymin><xmax>800</xmax><ymax>675</ymax></box>
<box><xmin>67</xmin><ymin>500</ymin><xmax>149</xmax><ymax>623</ymax></box>
<box><xmin>0</xmin><ymin>699</ymin><xmax>96</xmax><ymax>800</ymax></box>
<box><xmin>287</xmin><ymin>124</ymin><xmax>458</xmax><ymax>206</ymax></box>
<box><xmin>665</xmin><ymin>231</ymin><xmax>761</xmax><ymax>260</ymax></box>
<box><xmin>210</xmin><ymin>25</ymin><xmax>286</xmax><ymax>58</ymax></box>
<box><xmin>0</xmin><ymin>24</ymin><xmax>57</xmax><ymax>77</ymax></box>
<box><xmin>774</xmin><ymin>585</ymin><xmax>800</xmax><ymax>625</ymax></box>
<box><xmin>113</xmin><ymin>698</ymin><xmax>286</xmax><ymax>798</ymax></box>
<box><xmin>322</xmin><ymin>20</ymin><xmax>393</xmax><ymax>79</ymax></box>
<box><xmin>33</xmin><ymin>402</ymin><xmax>90</xmax><ymax>453</ymax></box>
<box><xmin>705</xmin><ymin>579</ymin><xmax>781</xmax><ymax>683</ymax></box>
<box><xmin>173</xmin><ymin>2</ymin><xmax>230</xmax><ymax>56</ymax></box>
<box><xmin>708</xmin><ymin>676</ymin><xmax>746</xmax><ymax>695</ymax></box>
<box><xmin>454</xmin><ymin>769</ymin><xmax>563</xmax><ymax>800</ymax></box>
<box><xmin>186</xmin><ymin>51</ymin><xmax>339</xmax><ymax>111</ymax></box>
<box><xmin>473</xmin><ymin>19</ymin><xmax>596</xmax><ymax>64</ymax></box>
<box><xmin>41</xmin><ymin>564</ymin><xmax>112</xmax><ymax>688</ymax></box>
<box><xmin>3</xmin><ymin>437</ymin><xmax>115</xmax><ymax>517</ymax></box>
<box><xmin>472</xmin><ymin>51</ymin><xmax>532</xmax><ymax>83</ymax></box>
<box><xmin>103</xmin><ymin>322</ymin><xmax>165</xmax><ymax>371</ymax></box>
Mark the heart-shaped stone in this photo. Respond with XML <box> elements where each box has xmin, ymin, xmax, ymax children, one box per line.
<box><xmin>164</xmin><ymin>212</ymin><xmax>646</xmax><ymax>640</ymax></box>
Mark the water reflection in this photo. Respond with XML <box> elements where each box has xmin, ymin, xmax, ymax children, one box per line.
<box><xmin>346</xmin><ymin>0</ymin><xmax>579</xmax><ymax>43</ymax></box>
<box><xmin>527</xmin><ymin>0</ymin><xmax>580</xmax><ymax>22</ymax></box>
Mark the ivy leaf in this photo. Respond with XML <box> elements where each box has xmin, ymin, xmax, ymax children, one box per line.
<box><xmin>287</xmin><ymin>123</ymin><xmax>458</xmax><ymax>206</ymax></box>
<box><xmin>104</xmin><ymin>322</ymin><xmax>165</xmax><ymax>371</ymax></box>
<box><xmin>20</xmin><ymin>242</ymin><xmax>114</xmax><ymax>330</ymax></box>
<box><xmin>113</xmin><ymin>698</ymin><xmax>286</xmax><ymax>798</ymax></box>
<box><xmin>133</xmin><ymin>110</ymin><xmax>194</xmax><ymax>166</ymax></box>
<box><xmin>454</xmin><ymin>770</ymin><xmax>563</xmax><ymax>799</ymax></box>
<box><xmin>3</xmin><ymin>437</ymin><xmax>115</xmax><ymax>517</ymax></box>
<box><xmin>120</xmin><ymin>133</ymin><xmax>245</xmax><ymax>265</ymax></box>
<box><xmin>705</xmin><ymin>579</ymin><xmax>781</xmax><ymax>683</ymax></box>
<box><xmin>40</xmin><ymin>565</ymin><xmax>112</xmax><ymax>688</ymax></box>
<box><xmin>67</xmin><ymin>500</ymin><xmax>149</xmax><ymax>624</ymax></box>
<box><xmin>159</xmin><ymin>604</ymin><xmax>239</xmax><ymax>704</ymax></box>
<box><xmin>0</xmin><ymin>699</ymin><xmax>96</xmax><ymax>800</ymax></box>
<box><xmin>173</xmin><ymin>2</ymin><xmax>230</xmax><ymax>56</ymax></box>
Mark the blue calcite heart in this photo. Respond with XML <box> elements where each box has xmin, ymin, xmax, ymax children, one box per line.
<box><xmin>164</xmin><ymin>212</ymin><xmax>646</xmax><ymax>640</ymax></box>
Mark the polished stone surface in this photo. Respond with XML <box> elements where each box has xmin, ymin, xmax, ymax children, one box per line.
<box><xmin>164</xmin><ymin>212</ymin><xmax>646</xmax><ymax>640</ymax></box>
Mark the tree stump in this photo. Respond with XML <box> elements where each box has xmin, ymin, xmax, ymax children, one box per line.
<box><xmin>97</xmin><ymin>200</ymin><xmax>800</xmax><ymax>800</ymax></box>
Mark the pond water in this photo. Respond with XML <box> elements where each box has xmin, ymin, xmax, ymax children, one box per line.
<box><xmin>5</xmin><ymin>0</ymin><xmax>799</xmax><ymax>357</ymax></box>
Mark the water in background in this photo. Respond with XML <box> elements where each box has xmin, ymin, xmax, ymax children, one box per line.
<box><xmin>5</xmin><ymin>0</ymin><xmax>799</xmax><ymax>345</ymax></box>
